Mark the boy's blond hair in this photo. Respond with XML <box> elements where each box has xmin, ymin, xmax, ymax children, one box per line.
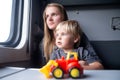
<box><xmin>55</xmin><ymin>20</ymin><xmax>83</xmax><ymax>48</ymax></box>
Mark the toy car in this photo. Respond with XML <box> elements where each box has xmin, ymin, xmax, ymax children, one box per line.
<box><xmin>39</xmin><ymin>52</ymin><xmax>83</xmax><ymax>79</ymax></box>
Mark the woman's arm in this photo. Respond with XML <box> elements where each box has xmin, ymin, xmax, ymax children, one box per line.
<box><xmin>79</xmin><ymin>60</ymin><xmax>104</xmax><ymax>70</ymax></box>
<box><xmin>79</xmin><ymin>33</ymin><xmax>104</xmax><ymax>69</ymax></box>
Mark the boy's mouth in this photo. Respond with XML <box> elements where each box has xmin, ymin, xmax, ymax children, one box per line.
<box><xmin>57</xmin><ymin>42</ymin><xmax>62</xmax><ymax>45</ymax></box>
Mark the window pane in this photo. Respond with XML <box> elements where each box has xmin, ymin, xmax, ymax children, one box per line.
<box><xmin>0</xmin><ymin>0</ymin><xmax>12</xmax><ymax>42</ymax></box>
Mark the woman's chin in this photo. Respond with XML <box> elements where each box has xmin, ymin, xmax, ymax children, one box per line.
<box><xmin>48</xmin><ymin>26</ymin><xmax>56</xmax><ymax>30</ymax></box>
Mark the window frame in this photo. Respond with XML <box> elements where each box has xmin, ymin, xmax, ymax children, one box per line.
<box><xmin>0</xmin><ymin>0</ymin><xmax>31</xmax><ymax>64</ymax></box>
<box><xmin>0</xmin><ymin>0</ymin><xmax>24</xmax><ymax>47</ymax></box>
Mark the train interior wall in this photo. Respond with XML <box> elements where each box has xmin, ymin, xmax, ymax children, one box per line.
<box><xmin>1</xmin><ymin>0</ymin><xmax>120</xmax><ymax>69</ymax></box>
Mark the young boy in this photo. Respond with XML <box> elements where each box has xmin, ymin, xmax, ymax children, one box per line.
<box><xmin>50</xmin><ymin>20</ymin><xmax>103</xmax><ymax>70</ymax></box>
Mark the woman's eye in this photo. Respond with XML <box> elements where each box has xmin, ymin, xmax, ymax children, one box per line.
<box><xmin>46</xmin><ymin>14</ymin><xmax>48</xmax><ymax>18</ymax></box>
<box><xmin>53</xmin><ymin>13</ymin><xmax>57</xmax><ymax>16</ymax></box>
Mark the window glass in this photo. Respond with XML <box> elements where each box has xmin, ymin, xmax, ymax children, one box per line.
<box><xmin>0</xmin><ymin>0</ymin><xmax>12</xmax><ymax>42</ymax></box>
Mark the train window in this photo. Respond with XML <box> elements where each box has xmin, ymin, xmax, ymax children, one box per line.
<box><xmin>0</xmin><ymin>0</ymin><xmax>24</xmax><ymax>47</ymax></box>
<box><xmin>0</xmin><ymin>0</ymin><xmax>30</xmax><ymax>64</ymax></box>
<box><xmin>0</xmin><ymin>0</ymin><xmax>12</xmax><ymax>42</ymax></box>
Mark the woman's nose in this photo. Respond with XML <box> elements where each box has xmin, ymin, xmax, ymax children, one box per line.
<box><xmin>48</xmin><ymin>16</ymin><xmax>53</xmax><ymax>21</ymax></box>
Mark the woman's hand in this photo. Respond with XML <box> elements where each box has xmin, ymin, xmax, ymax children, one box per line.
<box><xmin>79</xmin><ymin>60</ymin><xmax>104</xmax><ymax>70</ymax></box>
<box><xmin>79</xmin><ymin>60</ymin><xmax>89</xmax><ymax>67</ymax></box>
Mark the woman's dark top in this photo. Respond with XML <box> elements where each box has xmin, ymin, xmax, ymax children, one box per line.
<box><xmin>39</xmin><ymin>33</ymin><xmax>101</xmax><ymax>65</ymax></box>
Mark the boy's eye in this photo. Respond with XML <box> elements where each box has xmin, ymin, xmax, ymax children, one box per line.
<box><xmin>61</xmin><ymin>33</ymin><xmax>67</xmax><ymax>36</ymax></box>
<box><xmin>55</xmin><ymin>33</ymin><xmax>59</xmax><ymax>37</ymax></box>
<box><xmin>61</xmin><ymin>33</ymin><xmax>65</xmax><ymax>36</ymax></box>
<box><xmin>55</xmin><ymin>32</ymin><xmax>68</xmax><ymax>38</ymax></box>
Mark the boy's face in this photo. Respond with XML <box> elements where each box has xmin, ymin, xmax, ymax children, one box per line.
<box><xmin>55</xmin><ymin>27</ymin><xmax>76</xmax><ymax>50</ymax></box>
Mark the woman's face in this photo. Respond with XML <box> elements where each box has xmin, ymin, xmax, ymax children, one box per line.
<box><xmin>45</xmin><ymin>6</ymin><xmax>63</xmax><ymax>30</ymax></box>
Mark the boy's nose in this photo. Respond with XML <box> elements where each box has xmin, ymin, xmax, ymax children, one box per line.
<box><xmin>57</xmin><ymin>36</ymin><xmax>61</xmax><ymax>40</ymax></box>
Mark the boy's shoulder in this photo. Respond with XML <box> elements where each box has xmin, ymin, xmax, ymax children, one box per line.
<box><xmin>53</xmin><ymin>47</ymin><xmax>63</xmax><ymax>53</ymax></box>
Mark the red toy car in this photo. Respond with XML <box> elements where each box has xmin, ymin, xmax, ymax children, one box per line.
<box><xmin>39</xmin><ymin>52</ymin><xmax>83</xmax><ymax>79</ymax></box>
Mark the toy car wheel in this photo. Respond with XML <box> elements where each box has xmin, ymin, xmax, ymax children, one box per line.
<box><xmin>52</xmin><ymin>67</ymin><xmax>63</xmax><ymax>79</ymax></box>
<box><xmin>69</xmin><ymin>67</ymin><xmax>80</xmax><ymax>78</ymax></box>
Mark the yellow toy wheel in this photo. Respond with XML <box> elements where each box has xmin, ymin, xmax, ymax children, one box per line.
<box><xmin>69</xmin><ymin>67</ymin><xmax>80</xmax><ymax>78</ymax></box>
<box><xmin>52</xmin><ymin>67</ymin><xmax>63</xmax><ymax>79</ymax></box>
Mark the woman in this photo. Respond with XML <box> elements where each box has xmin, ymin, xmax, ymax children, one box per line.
<box><xmin>40</xmin><ymin>3</ymin><xmax>103</xmax><ymax>69</ymax></box>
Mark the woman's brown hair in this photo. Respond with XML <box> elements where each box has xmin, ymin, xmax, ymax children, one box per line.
<box><xmin>43</xmin><ymin>3</ymin><xmax>68</xmax><ymax>61</ymax></box>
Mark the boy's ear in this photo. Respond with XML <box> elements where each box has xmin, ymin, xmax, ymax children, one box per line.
<box><xmin>74</xmin><ymin>37</ymin><xmax>79</xmax><ymax>43</ymax></box>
